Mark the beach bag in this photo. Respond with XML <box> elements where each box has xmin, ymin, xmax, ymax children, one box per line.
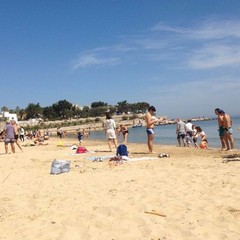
<box><xmin>116</xmin><ymin>144</ymin><xmax>128</xmax><ymax>156</ymax></box>
<box><xmin>50</xmin><ymin>160</ymin><xmax>70</xmax><ymax>175</ymax></box>
<box><xmin>76</xmin><ymin>146</ymin><xmax>88</xmax><ymax>154</ymax></box>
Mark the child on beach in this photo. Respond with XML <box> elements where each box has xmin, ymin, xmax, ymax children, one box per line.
<box><xmin>77</xmin><ymin>129</ymin><xmax>84</xmax><ymax>146</ymax></box>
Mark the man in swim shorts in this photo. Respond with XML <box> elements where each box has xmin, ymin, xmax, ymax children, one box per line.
<box><xmin>145</xmin><ymin>106</ymin><xmax>158</xmax><ymax>153</ymax></box>
<box><xmin>220</xmin><ymin>110</ymin><xmax>235</xmax><ymax>151</ymax></box>
<box><xmin>214</xmin><ymin>108</ymin><xmax>226</xmax><ymax>150</ymax></box>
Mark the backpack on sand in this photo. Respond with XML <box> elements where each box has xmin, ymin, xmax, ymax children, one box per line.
<box><xmin>76</xmin><ymin>146</ymin><xmax>88</xmax><ymax>154</ymax></box>
<box><xmin>116</xmin><ymin>144</ymin><xmax>128</xmax><ymax>156</ymax></box>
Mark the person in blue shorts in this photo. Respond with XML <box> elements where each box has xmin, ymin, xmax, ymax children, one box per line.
<box><xmin>77</xmin><ymin>129</ymin><xmax>84</xmax><ymax>146</ymax></box>
<box><xmin>145</xmin><ymin>106</ymin><xmax>159</xmax><ymax>153</ymax></box>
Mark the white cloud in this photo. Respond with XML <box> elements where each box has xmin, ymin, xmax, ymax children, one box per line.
<box><xmin>188</xmin><ymin>19</ymin><xmax>240</xmax><ymax>40</ymax></box>
<box><xmin>152</xmin><ymin>18</ymin><xmax>240</xmax><ymax>40</ymax></box>
<box><xmin>187</xmin><ymin>44</ymin><xmax>240</xmax><ymax>69</ymax></box>
<box><xmin>72</xmin><ymin>17</ymin><xmax>240</xmax><ymax>71</ymax></box>
<box><xmin>73</xmin><ymin>54</ymin><xmax>120</xmax><ymax>69</ymax></box>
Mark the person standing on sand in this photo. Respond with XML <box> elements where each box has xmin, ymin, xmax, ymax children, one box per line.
<box><xmin>214</xmin><ymin>108</ymin><xmax>226</xmax><ymax>150</ymax></box>
<box><xmin>11</xmin><ymin>120</ymin><xmax>23</xmax><ymax>152</ymax></box>
<box><xmin>220</xmin><ymin>110</ymin><xmax>235</xmax><ymax>151</ymax></box>
<box><xmin>104</xmin><ymin>113</ymin><xmax>118</xmax><ymax>152</ymax></box>
<box><xmin>176</xmin><ymin>118</ymin><xmax>187</xmax><ymax>147</ymax></box>
<box><xmin>77</xmin><ymin>129</ymin><xmax>84</xmax><ymax>146</ymax></box>
<box><xmin>145</xmin><ymin>106</ymin><xmax>158</xmax><ymax>153</ymax></box>
<box><xmin>192</xmin><ymin>125</ymin><xmax>199</xmax><ymax>148</ymax></box>
<box><xmin>19</xmin><ymin>126</ymin><xmax>25</xmax><ymax>142</ymax></box>
<box><xmin>4</xmin><ymin>120</ymin><xmax>16</xmax><ymax>154</ymax></box>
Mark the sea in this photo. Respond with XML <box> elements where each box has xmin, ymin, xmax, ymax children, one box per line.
<box><xmin>81</xmin><ymin>117</ymin><xmax>240</xmax><ymax>149</ymax></box>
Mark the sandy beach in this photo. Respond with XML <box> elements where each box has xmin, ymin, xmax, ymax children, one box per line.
<box><xmin>1</xmin><ymin>137</ymin><xmax>240</xmax><ymax>240</ymax></box>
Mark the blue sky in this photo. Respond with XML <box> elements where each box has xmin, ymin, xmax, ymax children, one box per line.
<box><xmin>1</xmin><ymin>0</ymin><xmax>240</xmax><ymax>118</ymax></box>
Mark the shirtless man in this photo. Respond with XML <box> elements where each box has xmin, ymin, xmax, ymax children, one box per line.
<box><xmin>145</xmin><ymin>106</ymin><xmax>158</xmax><ymax>153</ymax></box>
<box><xmin>214</xmin><ymin>108</ymin><xmax>226</xmax><ymax>150</ymax></box>
<box><xmin>220</xmin><ymin>110</ymin><xmax>235</xmax><ymax>151</ymax></box>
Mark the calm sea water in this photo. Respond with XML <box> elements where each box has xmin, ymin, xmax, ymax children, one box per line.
<box><xmin>73</xmin><ymin>118</ymin><xmax>240</xmax><ymax>149</ymax></box>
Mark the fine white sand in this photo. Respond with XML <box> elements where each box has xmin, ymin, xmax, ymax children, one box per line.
<box><xmin>1</xmin><ymin>137</ymin><xmax>240</xmax><ymax>240</ymax></box>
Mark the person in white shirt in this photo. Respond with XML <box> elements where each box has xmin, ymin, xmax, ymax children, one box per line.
<box><xmin>185</xmin><ymin>119</ymin><xmax>193</xmax><ymax>147</ymax></box>
<box><xmin>104</xmin><ymin>113</ymin><xmax>118</xmax><ymax>152</ymax></box>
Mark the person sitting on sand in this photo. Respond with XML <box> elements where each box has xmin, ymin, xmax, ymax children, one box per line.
<box><xmin>33</xmin><ymin>136</ymin><xmax>48</xmax><ymax>146</ymax></box>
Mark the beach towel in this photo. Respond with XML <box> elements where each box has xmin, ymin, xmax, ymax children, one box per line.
<box><xmin>85</xmin><ymin>155</ymin><xmax>114</xmax><ymax>161</ymax></box>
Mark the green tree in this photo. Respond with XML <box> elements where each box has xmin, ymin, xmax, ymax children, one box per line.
<box><xmin>1</xmin><ymin>106</ymin><xmax>9</xmax><ymax>112</ymax></box>
<box><xmin>52</xmin><ymin>99</ymin><xmax>73</xmax><ymax>119</ymax></box>
<box><xmin>117</xmin><ymin>100</ymin><xmax>129</xmax><ymax>114</ymax></box>
<box><xmin>135</xmin><ymin>102</ymin><xmax>150</xmax><ymax>113</ymax></box>
<box><xmin>25</xmin><ymin>103</ymin><xmax>43</xmax><ymax>119</ymax></box>
<box><xmin>42</xmin><ymin>106</ymin><xmax>57</xmax><ymax>120</ymax></box>
<box><xmin>18</xmin><ymin>109</ymin><xmax>26</xmax><ymax>120</ymax></box>
<box><xmin>89</xmin><ymin>106</ymin><xmax>108</xmax><ymax>117</ymax></box>
<box><xmin>91</xmin><ymin>101</ymin><xmax>108</xmax><ymax>108</ymax></box>
<box><xmin>80</xmin><ymin>106</ymin><xmax>90</xmax><ymax>118</ymax></box>
<box><xmin>15</xmin><ymin>106</ymin><xmax>21</xmax><ymax>114</ymax></box>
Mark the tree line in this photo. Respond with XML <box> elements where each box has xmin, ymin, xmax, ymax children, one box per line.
<box><xmin>1</xmin><ymin>100</ymin><xmax>150</xmax><ymax>121</ymax></box>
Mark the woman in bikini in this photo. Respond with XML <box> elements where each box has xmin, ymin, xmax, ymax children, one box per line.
<box><xmin>119</xmin><ymin>124</ymin><xmax>129</xmax><ymax>144</ymax></box>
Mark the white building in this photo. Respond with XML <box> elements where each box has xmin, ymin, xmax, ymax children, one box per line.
<box><xmin>1</xmin><ymin>111</ymin><xmax>18</xmax><ymax>122</ymax></box>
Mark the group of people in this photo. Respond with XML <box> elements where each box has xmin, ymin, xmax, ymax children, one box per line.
<box><xmin>2</xmin><ymin>119</ymin><xmax>52</xmax><ymax>153</ymax></box>
<box><xmin>145</xmin><ymin>106</ymin><xmax>236</xmax><ymax>153</ymax></box>
<box><xmin>103</xmin><ymin>113</ymin><xmax>130</xmax><ymax>152</ymax></box>
<box><xmin>103</xmin><ymin>106</ymin><xmax>212</xmax><ymax>153</ymax></box>
<box><xmin>4</xmin><ymin>106</ymin><xmax>234</xmax><ymax>154</ymax></box>
<box><xmin>176</xmin><ymin>119</ymin><xmax>208</xmax><ymax>149</ymax></box>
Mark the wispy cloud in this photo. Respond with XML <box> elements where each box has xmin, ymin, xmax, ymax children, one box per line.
<box><xmin>152</xmin><ymin>18</ymin><xmax>240</xmax><ymax>39</ymax></box>
<box><xmin>187</xmin><ymin>44</ymin><xmax>240</xmax><ymax>69</ymax></box>
<box><xmin>188</xmin><ymin>18</ymin><xmax>240</xmax><ymax>40</ymax></box>
<box><xmin>73</xmin><ymin>17</ymin><xmax>240</xmax><ymax>71</ymax></box>
<box><xmin>73</xmin><ymin>54</ymin><xmax>120</xmax><ymax>69</ymax></box>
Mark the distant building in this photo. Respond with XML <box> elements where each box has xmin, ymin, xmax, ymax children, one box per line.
<box><xmin>1</xmin><ymin>111</ymin><xmax>18</xmax><ymax>122</ymax></box>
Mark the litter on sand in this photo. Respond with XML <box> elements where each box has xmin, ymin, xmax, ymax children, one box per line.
<box><xmin>158</xmin><ymin>153</ymin><xmax>170</xmax><ymax>158</ymax></box>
